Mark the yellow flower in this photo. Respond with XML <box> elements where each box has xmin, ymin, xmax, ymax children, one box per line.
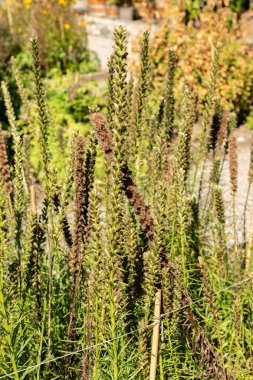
<box><xmin>64</xmin><ymin>23</ymin><xmax>71</xmax><ymax>30</ymax></box>
<box><xmin>78</xmin><ymin>20</ymin><xmax>87</xmax><ymax>27</ymax></box>
<box><xmin>21</xmin><ymin>0</ymin><xmax>32</xmax><ymax>8</ymax></box>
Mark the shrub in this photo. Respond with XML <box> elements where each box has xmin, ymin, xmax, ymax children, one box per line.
<box><xmin>151</xmin><ymin>7</ymin><xmax>253</xmax><ymax>125</ymax></box>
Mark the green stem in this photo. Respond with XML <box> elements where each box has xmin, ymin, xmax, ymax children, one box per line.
<box><xmin>109</xmin><ymin>269</ymin><xmax>118</xmax><ymax>380</ymax></box>
<box><xmin>37</xmin><ymin>298</ymin><xmax>47</xmax><ymax>380</ymax></box>
<box><xmin>93</xmin><ymin>294</ymin><xmax>100</xmax><ymax>379</ymax></box>
<box><xmin>159</xmin><ymin>350</ymin><xmax>164</xmax><ymax>380</ymax></box>
<box><xmin>0</xmin><ymin>268</ymin><xmax>19</xmax><ymax>380</ymax></box>
<box><xmin>243</xmin><ymin>183</ymin><xmax>251</xmax><ymax>245</ymax></box>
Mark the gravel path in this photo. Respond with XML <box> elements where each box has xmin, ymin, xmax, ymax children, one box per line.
<box><xmin>222</xmin><ymin>126</ymin><xmax>253</xmax><ymax>242</ymax></box>
<box><xmin>202</xmin><ymin>125</ymin><xmax>253</xmax><ymax>243</ymax></box>
<box><xmin>86</xmin><ymin>15</ymin><xmax>159</xmax><ymax>69</ymax></box>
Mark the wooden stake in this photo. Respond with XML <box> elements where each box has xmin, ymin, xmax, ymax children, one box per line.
<box><xmin>6</xmin><ymin>0</ymin><xmax>14</xmax><ymax>35</ymax></box>
<box><xmin>149</xmin><ymin>289</ymin><xmax>162</xmax><ymax>380</ymax></box>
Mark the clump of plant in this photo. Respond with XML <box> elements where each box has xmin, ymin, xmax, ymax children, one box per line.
<box><xmin>1</xmin><ymin>0</ymin><xmax>97</xmax><ymax>74</ymax></box>
<box><xmin>150</xmin><ymin>7</ymin><xmax>253</xmax><ymax>125</ymax></box>
<box><xmin>0</xmin><ymin>25</ymin><xmax>253</xmax><ymax>380</ymax></box>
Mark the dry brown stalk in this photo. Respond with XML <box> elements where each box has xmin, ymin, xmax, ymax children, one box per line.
<box><xmin>67</xmin><ymin>135</ymin><xmax>86</xmax><ymax>340</ymax></box>
<box><xmin>229</xmin><ymin>133</ymin><xmax>238</xmax><ymax>195</ymax></box>
<box><xmin>0</xmin><ymin>125</ymin><xmax>13</xmax><ymax>195</ymax></box>
<box><xmin>72</xmin><ymin>136</ymin><xmax>86</xmax><ymax>273</ymax></box>
<box><xmin>67</xmin><ymin>134</ymin><xmax>96</xmax><ymax>344</ymax></box>
<box><xmin>91</xmin><ymin>112</ymin><xmax>155</xmax><ymax>240</ymax></box>
<box><xmin>216</xmin><ymin>109</ymin><xmax>228</xmax><ymax>153</ymax></box>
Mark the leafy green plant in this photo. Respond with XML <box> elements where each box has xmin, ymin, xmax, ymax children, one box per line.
<box><xmin>151</xmin><ymin>9</ymin><xmax>253</xmax><ymax>125</ymax></box>
<box><xmin>0</xmin><ymin>0</ymin><xmax>99</xmax><ymax>74</ymax></box>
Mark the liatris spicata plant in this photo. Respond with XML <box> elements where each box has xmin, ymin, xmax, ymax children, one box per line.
<box><xmin>106</xmin><ymin>54</ymin><xmax>115</xmax><ymax>131</ymax></box>
<box><xmin>0</xmin><ymin>26</ymin><xmax>253</xmax><ymax>380</ymax></box>
<box><xmin>112</xmin><ymin>26</ymin><xmax>128</xmax><ymax>159</ymax></box>
<box><xmin>133</xmin><ymin>31</ymin><xmax>151</xmax><ymax>153</ymax></box>
<box><xmin>67</xmin><ymin>135</ymin><xmax>86</xmax><ymax>340</ymax></box>
<box><xmin>31</xmin><ymin>37</ymin><xmax>52</xmax><ymax>188</ymax></box>
<box><xmin>163</xmin><ymin>47</ymin><xmax>176</xmax><ymax>143</ymax></box>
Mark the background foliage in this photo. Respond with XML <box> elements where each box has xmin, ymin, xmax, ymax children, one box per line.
<box><xmin>150</xmin><ymin>7</ymin><xmax>253</xmax><ymax>126</ymax></box>
<box><xmin>0</xmin><ymin>0</ymin><xmax>96</xmax><ymax>73</ymax></box>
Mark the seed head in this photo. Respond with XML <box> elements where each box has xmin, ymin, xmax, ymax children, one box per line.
<box><xmin>229</xmin><ymin>133</ymin><xmax>238</xmax><ymax>195</ymax></box>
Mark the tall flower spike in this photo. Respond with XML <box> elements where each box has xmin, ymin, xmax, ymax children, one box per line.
<box><xmin>210</xmin><ymin>97</ymin><xmax>222</xmax><ymax>152</ymax></box>
<box><xmin>68</xmin><ymin>135</ymin><xmax>86</xmax><ymax>341</ymax></box>
<box><xmin>91</xmin><ymin>113</ymin><xmax>156</xmax><ymax>241</ymax></box>
<box><xmin>225</xmin><ymin>112</ymin><xmax>237</xmax><ymax>154</ymax></box>
<box><xmin>13</xmin><ymin>137</ymin><xmax>25</xmax><ymax>219</ymax></box>
<box><xmin>164</xmin><ymin>47</ymin><xmax>176</xmax><ymax>143</ymax></box>
<box><xmin>71</xmin><ymin>135</ymin><xmax>86</xmax><ymax>283</ymax></box>
<box><xmin>83</xmin><ymin>131</ymin><xmax>97</xmax><ymax>230</ymax></box>
<box><xmin>165</xmin><ymin>257</ymin><xmax>183</xmax><ymax>378</ymax></box>
<box><xmin>176</xmin><ymin>85</ymin><xmax>193</xmax><ymax>183</ymax></box>
<box><xmin>68</xmin><ymin>133</ymin><xmax>96</xmax><ymax>325</ymax></box>
<box><xmin>210</xmin><ymin>158</ymin><xmax>221</xmax><ymax>186</ymax></box>
<box><xmin>82</xmin><ymin>189</ymin><xmax>104</xmax><ymax>380</ymax></box>
<box><xmin>229</xmin><ymin>133</ymin><xmax>238</xmax><ymax>195</ymax></box>
<box><xmin>1</xmin><ymin>82</ymin><xmax>27</xmax><ymax>241</ymax></box>
<box><xmin>31</xmin><ymin>36</ymin><xmax>51</xmax><ymax>178</ymax></box>
<box><xmin>1</xmin><ymin>81</ymin><xmax>19</xmax><ymax>148</ymax></box>
<box><xmin>227</xmin><ymin>112</ymin><xmax>237</xmax><ymax>136</ymax></box>
<box><xmin>199</xmin><ymin>45</ymin><xmax>219</xmax><ymax>158</ymax></box>
<box><xmin>216</xmin><ymin>109</ymin><xmax>228</xmax><ymax>153</ymax></box>
<box><xmin>126</xmin><ymin>77</ymin><xmax>134</xmax><ymax>132</ymax></box>
<box><xmin>0</xmin><ymin>124</ymin><xmax>13</xmax><ymax>195</ymax></box>
<box><xmin>212</xmin><ymin>185</ymin><xmax>225</xmax><ymax>225</ymax></box>
<box><xmin>157</xmin><ymin>97</ymin><xmax>165</xmax><ymax>129</ymax></box>
<box><xmin>134</xmin><ymin>31</ymin><xmax>150</xmax><ymax>149</ymax></box>
<box><xmin>11</xmin><ymin>57</ymin><xmax>31</xmax><ymax>120</ymax></box>
<box><xmin>106</xmin><ymin>54</ymin><xmax>115</xmax><ymax>131</ymax></box>
<box><xmin>113</xmin><ymin>26</ymin><xmax>128</xmax><ymax>156</ymax></box>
